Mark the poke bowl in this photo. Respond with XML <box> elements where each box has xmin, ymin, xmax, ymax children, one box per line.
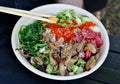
<box><xmin>11</xmin><ymin>4</ymin><xmax>109</xmax><ymax>80</ymax></box>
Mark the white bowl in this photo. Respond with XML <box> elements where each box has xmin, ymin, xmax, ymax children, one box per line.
<box><xmin>11</xmin><ymin>4</ymin><xmax>109</xmax><ymax>80</ymax></box>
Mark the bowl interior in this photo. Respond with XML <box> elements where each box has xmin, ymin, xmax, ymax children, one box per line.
<box><xmin>11</xmin><ymin>4</ymin><xmax>109</xmax><ymax>80</ymax></box>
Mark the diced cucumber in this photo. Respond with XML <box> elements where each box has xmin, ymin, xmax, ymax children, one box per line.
<box><xmin>69</xmin><ymin>72</ymin><xmax>75</xmax><ymax>76</ymax></box>
<box><xmin>65</xmin><ymin>10</ymin><xmax>72</xmax><ymax>19</ymax></box>
<box><xmin>76</xmin><ymin>67</ymin><xmax>84</xmax><ymax>74</ymax></box>
<box><xmin>57</xmin><ymin>12</ymin><xmax>63</xmax><ymax>18</ymax></box>
<box><xmin>61</xmin><ymin>23</ymin><xmax>67</xmax><ymax>27</ymax></box>
<box><xmin>81</xmin><ymin>16</ymin><xmax>91</xmax><ymax>23</ymax></box>
<box><xmin>90</xmin><ymin>26</ymin><xmax>101</xmax><ymax>32</ymax></box>
<box><xmin>76</xmin><ymin>59</ymin><xmax>86</xmax><ymax>67</ymax></box>
<box><xmin>71</xmin><ymin>65</ymin><xmax>79</xmax><ymax>73</ymax></box>
<box><xmin>46</xmin><ymin>64</ymin><xmax>54</xmax><ymax>74</ymax></box>
<box><xmin>75</xmin><ymin>16</ymin><xmax>82</xmax><ymax>25</ymax></box>
<box><xmin>68</xmin><ymin>20</ymin><xmax>73</xmax><ymax>24</ymax></box>
<box><xmin>59</xmin><ymin>19</ymin><xmax>64</xmax><ymax>22</ymax></box>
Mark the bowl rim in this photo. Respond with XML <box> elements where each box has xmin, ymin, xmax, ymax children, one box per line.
<box><xmin>11</xmin><ymin>3</ymin><xmax>110</xmax><ymax>80</ymax></box>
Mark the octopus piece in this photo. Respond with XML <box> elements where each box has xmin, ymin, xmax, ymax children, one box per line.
<box><xmin>54</xmin><ymin>37</ymin><xmax>64</xmax><ymax>47</ymax></box>
<box><xmin>48</xmin><ymin>37</ymin><xmax>64</xmax><ymax>49</ymax></box>
<box><xmin>52</xmin><ymin>53</ymin><xmax>61</xmax><ymax>63</ymax></box>
<box><xmin>49</xmin><ymin>50</ymin><xmax>57</xmax><ymax>66</ymax></box>
<box><xmin>59</xmin><ymin>62</ymin><xmax>66</xmax><ymax>76</ymax></box>
<box><xmin>95</xmin><ymin>53</ymin><xmax>100</xmax><ymax>62</ymax></box>
<box><xmin>43</xmin><ymin>32</ymin><xmax>56</xmax><ymax>42</ymax></box>
<box><xmin>65</xmin><ymin>56</ymin><xmax>78</xmax><ymax>68</ymax></box>
<box><xmin>61</xmin><ymin>43</ymin><xmax>76</xmax><ymax>58</ymax></box>
<box><xmin>63</xmin><ymin>43</ymin><xmax>73</xmax><ymax>51</ymax></box>
<box><xmin>48</xmin><ymin>42</ymin><xmax>57</xmax><ymax>49</ymax></box>
<box><xmin>61</xmin><ymin>49</ymin><xmax>76</xmax><ymax>58</ymax></box>
<box><xmin>85</xmin><ymin>56</ymin><xmax>97</xmax><ymax>71</ymax></box>
<box><xmin>64</xmin><ymin>56</ymin><xmax>71</xmax><ymax>65</ymax></box>
<box><xmin>69</xmin><ymin>49</ymin><xmax>77</xmax><ymax>56</ymax></box>
<box><xmin>84</xmin><ymin>43</ymin><xmax>97</xmax><ymax>54</ymax></box>
<box><xmin>33</xmin><ymin>57</ymin><xmax>43</xmax><ymax>65</ymax></box>
<box><xmin>73</xmin><ymin>40</ymin><xmax>86</xmax><ymax>52</ymax></box>
<box><xmin>54</xmin><ymin>64</ymin><xmax>59</xmax><ymax>72</ymax></box>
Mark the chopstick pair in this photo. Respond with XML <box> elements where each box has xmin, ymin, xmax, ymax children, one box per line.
<box><xmin>0</xmin><ymin>6</ymin><xmax>58</xmax><ymax>23</ymax></box>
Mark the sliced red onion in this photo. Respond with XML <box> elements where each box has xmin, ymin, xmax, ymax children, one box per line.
<box><xmin>23</xmin><ymin>50</ymin><xmax>29</xmax><ymax>55</ymax></box>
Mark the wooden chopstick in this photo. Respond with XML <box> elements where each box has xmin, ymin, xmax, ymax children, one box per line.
<box><xmin>0</xmin><ymin>6</ymin><xmax>58</xmax><ymax>23</ymax></box>
<box><xmin>0</xmin><ymin>6</ymin><xmax>55</xmax><ymax>17</ymax></box>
